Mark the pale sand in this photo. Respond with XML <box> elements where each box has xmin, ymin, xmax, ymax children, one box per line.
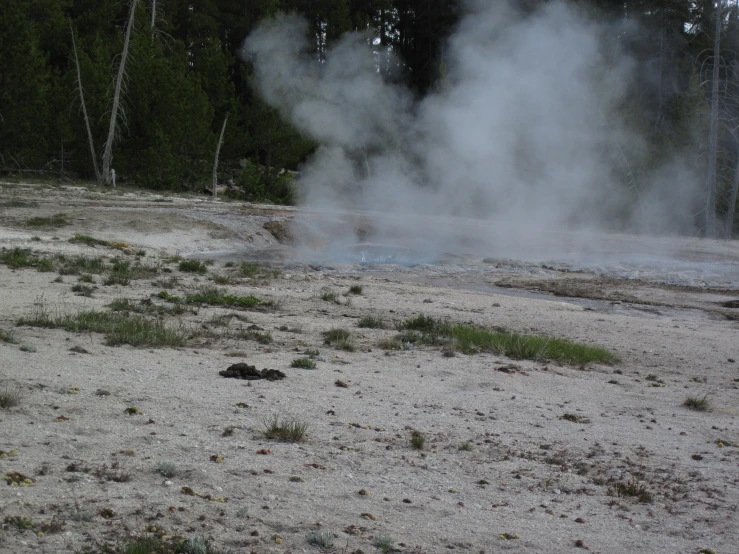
<box><xmin>0</xmin><ymin>181</ymin><xmax>738</xmax><ymax>553</ymax></box>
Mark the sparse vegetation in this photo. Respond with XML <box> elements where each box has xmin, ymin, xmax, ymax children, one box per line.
<box><xmin>178</xmin><ymin>259</ymin><xmax>208</xmax><ymax>274</ymax></box>
<box><xmin>323</xmin><ymin>328</ymin><xmax>354</xmax><ymax>350</ymax></box>
<box><xmin>184</xmin><ymin>286</ymin><xmax>266</xmax><ymax>309</ymax></box>
<box><xmin>17</xmin><ymin>305</ymin><xmax>188</xmax><ymax>348</ymax></box>
<box><xmin>263</xmin><ymin>413</ymin><xmax>308</xmax><ymax>442</ymax></box>
<box><xmin>304</xmin><ymin>348</ymin><xmax>320</xmax><ymax>358</ymax></box>
<box><xmin>291</xmin><ymin>357</ymin><xmax>317</xmax><ymax>369</ymax></box>
<box><xmin>410</xmin><ymin>430</ymin><xmax>426</xmax><ymax>450</ymax></box>
<box><xmin>0</xmin><ymin>329</ymin><xmax>18</xmax><ymax>344</ymax></box>
<box><xmin>559</xmin><ymin>413</ymin><xmax>590</xmax><ymax>423</ymax></box>
<box><xmin>348</xmin><ymin>284</ymin><xmax>363</xmax><ymax>295</ymax></box>
<box><xmin>684</xmin><ymin>395</ymin><xmax>710</xmax><ymax>411</ymax></box>
<box><xmin>306</xmin><ymin>530</ymin><xmax>334</xmax><ymax>548</ymax></box>
<box><xmin>155</xmin><ymin>462</ymin><xmax>178</xmax><ymax>478</ymax></box>
<box><xmin>611</xmin><ymin>478</ymin><xmax>653</xmax><ymax>503</ymax></box>
<box><xmin>69</xmin><ymin>234</ymin><xmax>108</xmax><ymax>247</ymax></box>
<box><xmin>390</xmin><ymin>315</ymin><xmax>614</xmax><ymax>363</ymax></box>
<box><xmin>26</xmin><ymin>213</ymin><xmax>68</xmax><ymax>227</ymax></box>
<box><xmin>71</xmin><ymin>283</ymin><xmax>95</xmax><ymax>296</ymax></box>
<box><xmin>0</xmin><ymin>383</ymin><xmax>23</xmax><ymax>409</ymax></box>
<box><xmin>358</xmin><ymin>315</ymin><xmax>385</xmax><ymax>329</ymax></box>
<box><xmin>321</xmin><ymin>291</ymin><xmax>340</xmax><ymax>303</ymax></box>
<box><xmin>373</xmin><ymin>533</ymin><xmax>396</xmax><ymax>553</ymax></box>
<box><xmin>458</xmin><ymin>441</ymin><xmax>473</xmax><ymax>451</ymax></box>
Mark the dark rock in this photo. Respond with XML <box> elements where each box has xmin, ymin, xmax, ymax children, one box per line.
<box><xmin>219</xmin><ymin>363</ymin><xmax>285</xmax><ymax>381</ymax></box>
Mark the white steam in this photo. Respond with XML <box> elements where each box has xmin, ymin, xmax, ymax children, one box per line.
<box><xmin>242</xmin><ymin>1</ymin><xmax>700</xmax><ymax>262</ymax></box>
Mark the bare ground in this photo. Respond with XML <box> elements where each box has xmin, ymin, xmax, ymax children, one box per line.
<box><xmin>1</xmin><ymin>181</ymin><xmax>738</xmax><ymax>554</ymax></box>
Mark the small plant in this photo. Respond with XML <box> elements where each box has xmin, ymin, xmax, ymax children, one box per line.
<box><xmin>304</xmin><ymin>348</ymin><xmax>320</xmax><ymax>358</ymax></box>
<box><xmin>178</xmin><ymin>259</ymin><xmax>208</xmax><ymax>274</ymax></box>
<box><xmin>321</xmin><ymin>291</ymin><xmax>340</xmax><ymax>303</ymax></box>
<box><xmin>19</xmin><ymin>343</ymin><xmax>37</xmax><ymax>353</ymax></box>
<box><xmin>458</xmin><ymin>441</ymin><xmax>473</xmax><ymax>451</ymax></box>
<box><xmin>240</xmin><ymin>261</ymin><xmax>261</xmax><ymax>277</ymax></box>
<box><xmin>154</xmin><ymin>276</ymin><xmax>179</xmax><ymax>289</ymax></box>
<box><xmin>4</xmin><ymin>515</ymin><xmax>34</xmax><ymax>530</ymax></box>
<box><xmin>611</xmin><ymin>478</ymin><xmax>653</xmax><ymax>503</ymax></box>
<box><xmin>71</xmin><ymin>284</ymin><xmax>95</xmax><ymax>297</ymax></box>
<box><xmin>26</xmin><ymin>213</ymin><xmax>68</xmax><ymax>227</ymax></box>
<box><xmin>0</xmin><ymin>329</ymin><xmax>18</xmax><ymax>344</ymax></box>
<box><xmin>125</xmin><ymin>407</ymin><xmax>141</xmax><ymax>415</ymax></box>
<box><xmin>263</xmin><ymin>413</ymin><xmax>308</xmax><ymax>442</ymax></box>
<box><xmin>69</xmin><ymin>234</ymin><xmax>108</xmax><ymax>247</ymax></box>
<box><xmin>410</xmin><ymin>430</ymin><xmax>425</xmax><ymax>450</ymax></box>
<box><xmin>213</xmin><ymin>274</ymin><xmax>231</xmax><ymax>285</ymax></box>
<box><xmin>373</xmin><ymin>533</ymin><xmax>395</xmax><ymax>553</ymax></box>
<box><xmin>239</xmin><ymin>330</ymin><xmax>273</xmax><ymax>345</ymax></box>
<box><xmin>291</xmin><ymin>357</ymin><xmax>317</xmax><ymax>369</ymax></box>
<box><xmin>0</xmin><ymin>383</ymin><xmax>23</xmax><ymax>409</ymax></box>
<box><xmin>78</xmin><ymin>273</ymin><xmax>94</xmax><ymax>283</ymax></box>
<box><xmin>323</xmin><ymin>328</ymin><xmax>353</xmax><ymax>351</ymax></box>
<box><xmin>684</xmin><ymin>395</ymin><xmax>710</xmax><ymax>411</ymax></box>
<box><xmin>184</xmin><ymin>286</ymin><xmax>265</xmax><ymax>309</ymax></box>
<box><xmin>234</xmin><ymin>506</ymin><xmax>249</xmax><ymax>518</ymax></box>
<box><xmin>155</xmin><ymin>461</ymin><xmax>177</xmax><ymax>478</ymax></box>
<box><xmin>358</xmin><ymin>315</ymin><xmax>385</xmax><ymax>329</ymax></box>
<box><xmin>306</xmin><ymin>530</ymin><xmax>334</xmax><ymax>548</ymax></box>
<box><xmin>559</xmin><ymin>413</ymin><xmax>589</xmax><ymax>423</ymax></box>
<box><xmin>348</xmin><ymin>284</ymin><xmax>363</xmax><ymax>295</ymax></box>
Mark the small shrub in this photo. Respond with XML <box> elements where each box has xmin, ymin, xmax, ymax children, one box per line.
<box><xmin>611</xmin><ymin>478</ymin><xmax>653</xmax><ymax>503</ymax></box>
<box><xmin>263</xmin><ymin>413</ymin><xmax>308</xmax><ymax>442</ymax></box>
<box><xmin>155</xmin><ymin>462</ymin><xmax>177</xmax><ymax>478</ymax></box>
<box><xmin>373</xmin><ymin>533</ymin><xmax>395</xmax><ymax>553</ymax></box>
<box><xmin>458</xmin><ymin>441</ymin><xmax>473</xmax><ymax>451</ymax></box>
<box><xmin>69</xmin><ymin>234</ymin><xmax>107</xmax><ymax>247</ymax></box>
<box><xmin>71</xmin><ymin>284</ymin><xmax>95</xmax><ymax>297</ymax></box>
<box><xmin>291</xmin><ymin>357</ymin><xmax>317</xmax><ymax>369</ymax></box>
<box><xmin>559</xmin><ymin>413</ymin><xmax>589</xmax><ymax>423</ymax></box>
<box><xmin>324</xmin><ymin>328</ymin><xmax>352</xmax><ymax>344</ymax></box>
<box><xmin>321</xmin><ymin>291</ymin><xmax>339</xmax><ymax>303</ymax></box>
<box><xmin>0</xmin><ymin>247</ymin><xmax>35</xmax><ymax>268</ymax></box>
<box><xmin>0</xmin><ymin>329</ymin><xmax>18</xmax><ymax>344</ymax></box>
<box><xmin>0</xmin><ymin>384</ymin><xmax>23</xmax><ymax>409</ymax></box>
<box><xmin>348</xmin><ymin>284</ymin><xmax>363</xmax><ymax>295</ymax></box>
<box><xmin>306</xmin><ymin>530</ymin><xmax>334</xmax><ymax>548</ymax></box>
<box><xmin>78</xmin><ymin>273</ymin><xmax>94</xmax><ymax>283</ymax></box>
<box><xmin>304</xmin><ymin>348</ymin><xmax>320</xmax><ymax>358</ymax></box>
<box><xmin>185</xmin><ymin>286</ymin><xmax>264</xmax><ymax>309</ymax></box>
<box><xmin>178</xmin><ymin>259</ymin><xmax>208</xmax><ymax>274</ymax></box>
<box><xmin>239</xmin><ymin>330</ymin><xmax>273</xmax><ymax>345</ymax></box>
<box><xmin>410</xmin><ymin>430</ymin><xmax>425</xmax><ymax>450</ymax></box>
<box><xmin>213</xmin><ymin>274</ymin><xmax>231</xmax><ymax>285</ymax></box>
<box><xmin>240</xmin><ymin>261</ymin><xmax>261</xmax><ymax>277</ymax></box>
<box><xmin>154</xmin><ymin>276</ymin><xmax>179</xmax><ymax>289</ymax></box>
<box><xmin>684</xmin><ymin>395</ymin><xmax>710</xmax><ymax>411</ymax></box>
<box><xmin>358</xmin><ymin>315</ymin><xmax>385</xmax><ymax>329</ymax></box>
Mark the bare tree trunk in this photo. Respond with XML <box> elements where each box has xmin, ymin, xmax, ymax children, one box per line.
<box><xmin>706</xmin><ymin>0</ymin><xmax>722</xmax><ymax>238</ymax></box>
<box><xmin>151</xmin><ymin>0</ymin><xmax>156</xmax><ymax>30</ymax></box>
<box><xmin>727</xmin><ymin>154</ymin><xmax>739</xmax><ymax>239</ymax></box>
<box><xmin>101</xmin><ymin>0</ymin><xmax>138</xmax><ymax>187</ymax></box>
<box><xmin>212</xmin><ymin>113</ymin><xmax>229</xmax><ymax>199</ymax></box>
<box><xmin>70</xmin><ymin>21</ymin><xmax>100</xmax><ymax>183</ymax></box>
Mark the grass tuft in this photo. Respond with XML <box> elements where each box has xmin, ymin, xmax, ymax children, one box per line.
<box><xmin>0</xmin><ymin>384</ymin><xmax>23</xmax><ymax>409</ymax></box>
<box><xmin>392</xmin><ymin>315</ymin><xmax>614</xmax><ymax>364</ymax></box>
<box><xmin>373</xmin><ymin>533</ymin><xmax>395</xmax><ymax>553</ymax></box>
<box><xmin>184</xmin><ymin>286</ymin><xmax>265</xmax><ymax>309</ymax></box>
<box><xmin>410</xmin><ymin>430</ymin><xmax>426</xmax><ymax>450</ymax></box>
<box><xmin>155</xmin><ymin>461</ymin><xmax>178</xmax><ymax>478</ymax></box>
<box><xmin>263</xmin><ymin>413</ymin><xmax>308</xmax><ymax>442</ymax></box>
<box><xmin>291</xmin><ymin>357</ymin><xmax>317</xmax><ymax>369</ymax></box>
<box><xmin>321</xmin><ymin>291</ymin><xmax>340</xmax><ymax>303</ymax></box>
<box><xmin>684</xmin><ymin>395</ymin><xmax>710</xmax><ymax>411</ymax></box>
<box><xmin>358</xmin><ymin>315</ymin><xmax>385</xmax><ymax>329</ymax></box>
<box><xmin>306</xmin><ymin>530</ymin><xmax>334</xmax><ymax>548</ymax></box>
<box><xmin>17</xmin><ymin>306</ymin><xmax>188</xmax><ymax>348</ymax></box>
<box><xmin>348</xmin><ymin>284</ymin><xmax>363</xmax><ymax>295</ymax></box>
<box><xmin>611</xmin><ymin>478</ymin><xmax>653</xmax><ymax>503</ymax></box>
<box><xmin>178</xmin><ymin>259</ymin><xmax>208</xmax><ymax>274</ymax></box>
<box><xmin>26</xmin><ymin>213</ymin><xmax>68</xmax><ymax>227</ymax></box>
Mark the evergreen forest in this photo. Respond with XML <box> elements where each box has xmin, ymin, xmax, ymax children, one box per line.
<box><xmin>2</xmin><ymin>0</ymin><xmax>739</xmax><ymax>237</ymax></box>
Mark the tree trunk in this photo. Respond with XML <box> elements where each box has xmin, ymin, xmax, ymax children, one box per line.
<box><xmin>101</xmin><ymin>0</ymin><xmax>138</xmax><ymax>187</ymax></box>
<box><xmin>212</xmin><ymin>113</ymin><xmax>228</xmax><ymax>199</ymax></box>
<box><xmin>727</xmin><ymin>154</ymin><xmax>739</xmax><ymax>239</ymax></box>
<box><xmin>705</xmin><ymin>0</ymin><xmax>722</xmax><ymax>238</ymax></box>
<box><xmin>70</xmin><ymin>20</ymin><xmax>100</xmax><ymax>183</ymax></box>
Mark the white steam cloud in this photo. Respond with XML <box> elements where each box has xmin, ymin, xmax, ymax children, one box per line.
<box><xmin>242</xmin><ymin>1</ymin><xmax>700</xmax><ymax>262</ymax></box>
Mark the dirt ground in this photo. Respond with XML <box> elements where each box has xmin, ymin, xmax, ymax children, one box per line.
<box><xmin>1</xmin><ymin>180</ymin><xmax>738</xmax><ymax>554</ymax></box>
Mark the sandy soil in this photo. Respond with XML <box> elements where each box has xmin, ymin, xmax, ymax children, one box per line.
<box><xmin>1</xmin><ymin>181</ymin><xmax>738</xmax><ymax>554</ymax></box>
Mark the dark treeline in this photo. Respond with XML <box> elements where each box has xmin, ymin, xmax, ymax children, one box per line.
<box><xmin>0</xmin><ymin>0</ymin><xmax>737</xmax><ymax>235</ymax></box>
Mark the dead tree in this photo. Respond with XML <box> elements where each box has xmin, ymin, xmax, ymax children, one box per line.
<box><xmin>706</xmin><ymin>0</ymin><xmax>722</xmax><ymax>238</ymax></box>
<box><xmin>212</xmin><ymin>113</ymin><xmax>229</xmax><ymax>198</ymax></box>
<box><xmin>101</xmin><ymin>0</ymin><xmax>138</xmax><ymax>186</ymax></box>
<box><xmin>70</xmin><ymin>21</ymin><xmax>100</xmax><ymax>183</ymax></box>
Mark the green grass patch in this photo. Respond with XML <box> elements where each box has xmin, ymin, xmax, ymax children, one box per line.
<box><xmin>17</xmin><ymin>306</ymin><xmax>188</xmax><ymax>348</ymax></box>
<box><xmin>321</xmin><ymin>291</ymin><xmax>340</xmax><ymax>303</ymax></box>
<box><xmin>348</xmin><ymin>284</ymin><xmax>363</xmax><ymax>295</ymax></box>
<box><xmin>357</xmin><ymin>315</ymin><xmax>385</xmax><ymax>329</ymax></box>
<box><xmin>25</xmin><ymin>213</ymin><xmax>68</xmax><ymax>227</ymax></box>
<box><xmin>611</xmin><ymin>478</ymin><xmax>653</xmax><ymax>503</ymax></box>
<box><xmin>57</xmin><ymin>255</ymin><xmax>107</xmax><ymax>275</ymax></box>
<box><xmin>323</xmin><ymin>328</ymin><xmax>355</xmax><ymax>351</ymax></box>
<box><xmin>178</xmin><ymin>259</ymin><xmax>208</xmax><ymax>274</ymax></box>
<box><xmin>69</xmin><ymin>234</ymin><xmax>108</xmax><ymax>247</ymax></box>
<box><xmin>291</xmin><ymin>357</ymin><xmax>317</xmax><ymax>369</ymax></box>
<box><xmin>392</xmin><ymin>315</ymin><xmax>614</xmax><ymax>364</ymax></box>
<box><xmin>0</xmin><ymin>247</ymin><xmax>37</xmax><ymax>269</ymax></box>
<box><xmin>263</xmin><ymin>413</ymin><xmax>308</xmax><ymax>442</ymax></box>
